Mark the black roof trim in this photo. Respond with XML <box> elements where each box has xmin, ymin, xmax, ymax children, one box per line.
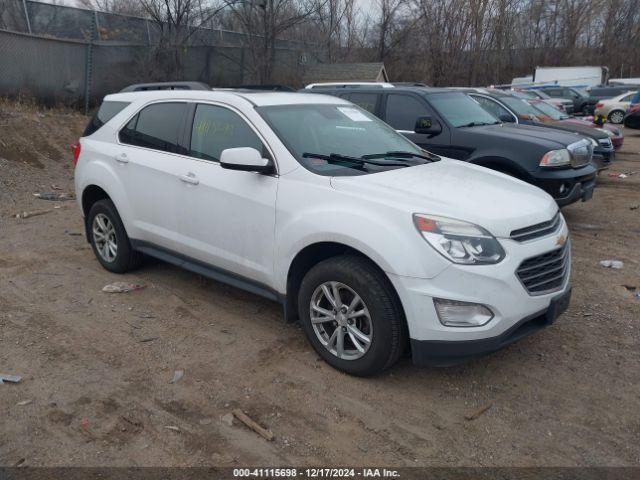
<box><xmin>120</xmin><ymin>82</ymin><xmax>211</xmax><ymax>92</ymax></box>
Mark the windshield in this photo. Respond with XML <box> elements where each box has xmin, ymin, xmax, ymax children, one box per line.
<box><xmin>572</xmin><ymin>88</ymin><xmax>589</xmax><ymax>98</ymax></box>
<box><xmin>529</xmin><ymin>101</ymin><xmax>568</xmax><ymax>120</ymax></box>
<box><xmin>257</xmin><ymin>104</ymin><xmax>427</xmax><ymax>176</ymax></box>
<box><xmin>429</xmin><ymin>92</ymin><xmax>500</xmax><ymax>127</ymax></box>
<box><xmin>500</xmin><ymin>96</ymin><xmax>550</xmax><ymax>119</ymax></box>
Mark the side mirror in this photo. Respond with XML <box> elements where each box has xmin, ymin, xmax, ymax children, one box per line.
<box><xmin>499</xmin><ymin>113</ymin><xmax>515</xmax><ymax>123</ymax></box>
<box><xmin>220</xmin><ymin>147</ymin><xmax>274</xmax><ymax>174</ymax></box>
<box><xmin>414</xmin><ymin>116</ymin><xmax>442</xmax><ymax>135</ymax></box>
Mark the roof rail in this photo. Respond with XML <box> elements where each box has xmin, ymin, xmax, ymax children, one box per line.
<box><xmin>120</xmin><ymin>81</ymin><xmax>211</xmax><ymax>92</ymax></box>
<box><xmin>305</xmin><ymin>82</ymin><xmax>395</xmax><ymax>89</ymax></box>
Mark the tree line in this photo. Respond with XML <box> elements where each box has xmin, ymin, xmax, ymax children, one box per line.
<box><xmin>80</xmin><ymin>0</ymin><xmax>640</xmax><ymax>86</ymax></box>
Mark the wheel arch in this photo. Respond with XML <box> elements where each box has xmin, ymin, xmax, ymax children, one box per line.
<box><xmin>81</xmin><ymin>185</ymin><xmax>112</xmax><ymax>242</ymax></box>
<box><xmin>469</xmin><ymin>156</ymin><xmax>529</xmax><ymax>180</ymax></box>
<box><xmin>284</xmin><ymin>242</ymin><xmax>406</xmax><ymax>325</ymax></box>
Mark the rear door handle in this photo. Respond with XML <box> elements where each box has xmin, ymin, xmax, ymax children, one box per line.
<box><xmin>115</xmin><ymin>153</ymin><xmax>129</xmax><ymax>164</ymax></box>
<box><xmin>179</xmin><ymin>173</ymin><xmax>199</xmax><ymax>185</ymax></box>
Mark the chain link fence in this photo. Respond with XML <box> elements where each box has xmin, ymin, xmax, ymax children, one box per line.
<box><xmin>0</xmin><ymin>0</ymin><xmax>322</xmax><ymax>110</ymax></box>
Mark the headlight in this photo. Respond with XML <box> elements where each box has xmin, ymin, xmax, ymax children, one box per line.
<box><xmin>539</xmin><ymin>149</ymin><xmax>571</xmax><ymax>167</ymax></box>
<box><xmin>589</xmin><ymin>137</ymin><xmax>598</xmax><ymax>147</ymax></box>
<box><xmin>413</xmin><ymin>214</ymin><xmax>505</xmax><ymax>265</ymax></box>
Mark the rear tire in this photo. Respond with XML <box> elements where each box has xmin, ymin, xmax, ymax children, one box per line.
<box><xmin>298</xmin><ymin>255</ymin><xmax>406</xmax><ymax>376</ymax></box>
<box><xmin>608</xmin><ymin>110</ymin><xmax>625</xmax><ymax>124</ymax></box>
<box><xmin>87</xmin><ymin>199</ymin><xmax>143</xmax><ymax>273</ymax></box>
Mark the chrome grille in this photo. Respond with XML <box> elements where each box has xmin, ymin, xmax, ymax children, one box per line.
<box><xmin>516</xmin><ymin>243</ymin><xmax>570</xmax><ymax>295</ymax></box>
<box><xmin>510</xmin><ymin>212</ymin><xmax>562</xmax><ymax>242</ymax></box>
<box><xmin>567</xmin><ymin>138</ymin><xmax>592</xmax><ymax>168</ymax></box>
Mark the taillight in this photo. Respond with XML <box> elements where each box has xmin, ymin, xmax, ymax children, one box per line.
<box><xmin>629</xmin><ymin>104</ymin><xmax>640</xmax><ymax>114</ymax></box>
<box><xmin>72</xmin><ymin>141</ymin><xmax>81</xmax><ymax>167</ymax></box>
<box><xmin>596</xmin><ymin>102</ymin><xmax>604</xmax><ymax>108</ymax></box>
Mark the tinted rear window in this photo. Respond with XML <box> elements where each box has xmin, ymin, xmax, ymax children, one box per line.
<box><xmin>119</xmin><ymin>102</ymin><xmax>187</xmax><ymax>154</ymax></box>
<box><xmin>83</xmin><ymin>101</ymin><xmax>129</xmax><ymax>137</ymax></box>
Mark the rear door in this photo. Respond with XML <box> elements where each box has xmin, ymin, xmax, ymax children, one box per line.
<box><xmin>175</xmin><ymin>102</ymin><xmax>278</xmax><ymax>286</ymax></box>
<box><xmin>342</xmin><ymin>92</ymin><xmax>382</xmax><ymax>116</ymax></box>
<box><xmin>382</xmin><ymin>92</ymin><xmax>453</xmax><ymax>157</ymax></box>
<box><xmin>116</xmin><ymin>102</ymin><xmax>188</xmax><ymax>250</ymax></box>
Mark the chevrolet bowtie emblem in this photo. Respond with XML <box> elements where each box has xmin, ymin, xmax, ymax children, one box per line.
<box><xmin>556</xmin><ymin>234</ymin><xmax>567</xmax><ymax>247</ymax></box>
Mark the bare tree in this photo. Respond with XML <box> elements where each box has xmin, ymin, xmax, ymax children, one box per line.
<box><xmin>227</xmin><ymin>0</ymin><xmax>319</xmax><ymax>83</ymax></box>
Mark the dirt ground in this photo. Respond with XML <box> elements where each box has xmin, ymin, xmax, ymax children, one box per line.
<box><xmin>1</xmin><ymin>102</ymin><xmax>639</xmax><ymax>468</ymax></box>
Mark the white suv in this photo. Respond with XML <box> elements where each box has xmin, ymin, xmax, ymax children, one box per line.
<box><xmin>74</xmin><ymin>87</ymin><xmax>572</xmax><ymax>376</ymax></box>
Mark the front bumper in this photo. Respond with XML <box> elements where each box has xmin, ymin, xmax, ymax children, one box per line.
<box><xmin>592</xmin><ymin>150</ymin><xmax>615</xmax><ymax>170</ymax></box>
<box><xmin>410</xmin><ymin>288</ymin><xmax>571</xmax><ymax>366</ymax></box>
<box><xmin>612</xmin><ymin>136</ymin><xmax>624</xmax><ymax>150</ymax></box>
<box><xmin>530</xmin><ymin>165</ymin><xmax>597</xmax><ymax>207</ymax></box>
<box><xmin>387</xmin><ymin>221</ymin><xmax>572</xmax><ymax>366</ymax></box>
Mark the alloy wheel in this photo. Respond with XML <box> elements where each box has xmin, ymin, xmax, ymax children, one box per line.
<box><xmin>609</xmin><ymin>111</ymin><xmax>624</xmax><ymax>124</ymax></box>
<box><xmin>92</xmin><ymin>213</ymin><xmax>117</xmax><ymax>262</ymax></box>
<box><xmin>309</xmin><ymin>281</ymin><xmax>373</xmax><ymax>360</ymax></box>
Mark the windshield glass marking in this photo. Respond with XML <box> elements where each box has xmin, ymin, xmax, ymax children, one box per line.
<box><xmin>258</xmin><ymin>104</ymin><xmax>435</xmax><ymax>176</ymax></box>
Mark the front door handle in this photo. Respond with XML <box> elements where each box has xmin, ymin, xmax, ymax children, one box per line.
<box><xmin>115</xmin><ymin>153</ymin><xmax>129</xmax><ymax>164</ymax></box>
<box><xmin>179</xmin><ymin>172</ymin><xmax>199</xmax><ymax>185</ymax></box>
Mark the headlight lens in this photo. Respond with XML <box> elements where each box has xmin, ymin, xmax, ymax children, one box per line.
<box><xmin>596</xmin><ymin>128</ymin><xmax>615</xmax><ymax>137</ymax></box>
<box><xmin>540</xmin><ymin>148</ymin><xmax>571</xmax><ymax>167</ymax></box>
<box><xmin>589</xmin><ymin>137</ymin><xmax>598</xmax><ymax>147</ymax></box>
<box><xmin>413</xmin><ymin>214</ymin><xmax>505</xmax><ymax>265</ymax></box>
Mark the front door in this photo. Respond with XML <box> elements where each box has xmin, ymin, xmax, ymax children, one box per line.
<box><xmin>382</xmin><ymin>93</ymin><xmax>453</xmax><ymax>157</ymax></box>
<box><xmin>176</xmin><ymin>103</ymin><xmax>278</xmax><ymax>286</ymax></box>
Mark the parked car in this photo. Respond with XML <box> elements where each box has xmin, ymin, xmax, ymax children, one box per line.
<box><xmin>534</xmin><ymin>86</ymin><xmax>596</xmax><ymax>115</ymax></box>
<box><xmin>75</xmin><ymin>85</ymin><xmax>572</xmax><ymax>375</ymax></box>
<box><xmin>587</xmin><ymin>85</ymin><xmax>640</xmax><ymax>99</ymax></box>
<box><xmin>305</xmin><ymin>84</ymin><xmax>597</xmax><ymax>206</ymax></box>
<box><xmin>624</xmin><ymin>103</ymin><xmax>640</xmax><ymax>129</ymax></box>
<box><xmin>513</xmin><ymin>88</ymin><xmax>574</xmax><ymax>114</ymax></box>
<box><xmin>594</xmin><ymin>91</ymin><xmax>637</xmax><ymax>123</ymax></box>
<box><xmin>528</xmin><ymin>99</ymin><xmax>623</xmax><ymax>151</ymax></box>
<box><xmin>464</xmin><ymin>89</ymin><xmax>617</xmax><ymax>170</ymax></box>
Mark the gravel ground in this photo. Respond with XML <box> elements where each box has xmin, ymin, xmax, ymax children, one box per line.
<box><xmin>1</xmin><ymin>104</ymin><xmax>639</xmax><ymax>467</ymax></box>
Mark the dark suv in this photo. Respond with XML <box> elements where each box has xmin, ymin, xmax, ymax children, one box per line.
<box><xmin>534</xmin><ymin>86</ymin><xmax>596</xmax><ymax>115</ymax></box>
<box><xmin>465</xmin><ymin>89</ymin><xmax>616</xmax><ymax>170</ymax></box>
<box><xmin>304</xmin><ymin>85</ymin><xmax>597</xmax><ymax>206</ymax></box>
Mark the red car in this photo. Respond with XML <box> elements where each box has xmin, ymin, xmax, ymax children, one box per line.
<box><xmin>529</xmin><ymin>99</ymin><xmax>624</xmax><ymax>151</ymax></box>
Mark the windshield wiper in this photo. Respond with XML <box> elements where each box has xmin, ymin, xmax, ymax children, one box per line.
<box><xmin>459</xmin><ymin>121</ymin><xmax>500</xmax><ymax>127</ymax></box>
<box><xmin>302</xmin><ymin>152</ymin><xmax>411</xmax><ymax>168</ymax></box>
<box><xmin>362</xmin><ymin>150</ymin><xmax>439</xmax><ymax>162</ymax></box>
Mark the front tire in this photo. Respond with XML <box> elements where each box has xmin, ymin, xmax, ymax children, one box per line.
<box><xmin>298</xmin><ymin>255</ymin><xmax>406</xmax><ymax>376</ymax></box>
<box><xmin>87</xmin><ymin>199</ymin><xmax>142</xmax><ymax>273</ymax></box>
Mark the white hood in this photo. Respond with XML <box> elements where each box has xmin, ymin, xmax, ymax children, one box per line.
<box><xmin>330</xmin><ymin>159</ymin><xmax>558</xmax><ymax>238</ymax></box>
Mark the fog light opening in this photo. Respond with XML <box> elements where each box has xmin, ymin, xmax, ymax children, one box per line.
<box><xmin>433</xmin><ymin>298</ymin><xmax>494</xmax><ymax>327</ymax></box>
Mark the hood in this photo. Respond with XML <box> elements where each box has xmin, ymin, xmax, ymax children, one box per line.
<box><xmin>546</xmin><ymin>120</ymin><xmax>608</xmax><ymax>139</ymax></box>
<box><xmin>330</xmin><ymin>159</ymin><xmax>558</xmax><ymax>238</ymax></box>
<box><xmin>561</xmin><ymin>119</ymin><xmax>622</xmax><ymax>137</ymax></box>
<box><xmin>469</xmin><ymin>123</ymin><xmax>586</xmax><ymax>148</ymax></box>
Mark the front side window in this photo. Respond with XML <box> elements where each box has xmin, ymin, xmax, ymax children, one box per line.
<box><xmin>500</xmin><ymin>96</ymin><xmax>549</xmax><ymax>119</ymax></box>
<box><xmin>428</xmin><ymin>92</ymin><xmax>499</xmax><ymax>127</ymax></box>
<box><xmin>385</xmin><ymin>94</ymin><xmax>429</xmax><ymax>130</ymax></box>
<box><xmin>119</xmin><ymin>102</ymin><xmax>187</xmax><ymax>154</ymax></box>
<box><xmin>472</xmin><ymin>96</ymin><xmax>512</xmax><ymax>120</ymax></box>
<box><xmin>189</xmin><ymin>104</ymin><xmax>264</xmax><ymax>161</ymax></box>
<box><xmin>257</xmin><ymin>103</ymin><xmax>427</xmax><ymax>176</ymax></box>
